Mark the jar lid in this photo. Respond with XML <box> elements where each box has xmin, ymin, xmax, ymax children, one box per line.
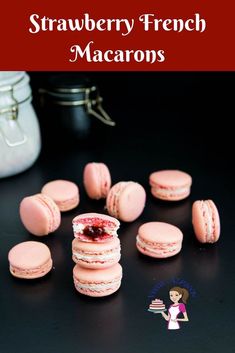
<box><xmin>0</xmin><ymin>72</ymin><xmax>31</xmax><ymax>104</ymax></box>
<box><xmin>46</xmin><ymin>73</ymin><xmax>92</xmax><ymax>93</ymax></box>
<box><xmin>0</xmin><ymin>71</ymin><xmax>30</xmax><ymax>147</ymax></box>
<box><xmin>0</xmin><ymin>72</ymin><xmax>24</xmax><ymax>89</ymax></box>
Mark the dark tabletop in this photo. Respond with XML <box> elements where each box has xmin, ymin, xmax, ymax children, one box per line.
<box><xmin>0</xmin><ymin>72</ymin><xmax>234</xmax><ymax>353</ymax></box>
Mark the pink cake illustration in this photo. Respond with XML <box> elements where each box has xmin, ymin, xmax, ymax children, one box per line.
<box><xmin>148</xmin><ymin>298</ymin><xmax>166</xmax><ymax>313</ymax></box>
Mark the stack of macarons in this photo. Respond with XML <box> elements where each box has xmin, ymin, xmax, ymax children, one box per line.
<box><xmin>72</xmin><ymin>213</ymin><xmax>122</xmax><ymax>297</ymax></box>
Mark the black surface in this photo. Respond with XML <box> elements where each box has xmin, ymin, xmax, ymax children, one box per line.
<box><xmin>0</xmin><ymin>72</ymin><xmax>234</xmax><ymax>353</ymax></box>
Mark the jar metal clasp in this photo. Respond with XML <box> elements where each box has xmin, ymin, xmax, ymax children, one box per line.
<box><xmin>85</xmin><ymin>87</ymin><xmax>115</xmax><ymax>127</ymax></box>
<box><xmin>40</xmin><ymin>84</ymin><xmax>116</xmax><ymax>127</ymax></box>
<box><xmin>0</xmin><ymin>84</ymin><xmax>28</xmax><ymax>147</ymax></box>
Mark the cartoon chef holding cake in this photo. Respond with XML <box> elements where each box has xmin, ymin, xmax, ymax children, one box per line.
<box><xmin>160</xmin><ymin>286</ymin><xmax>189</xmax><ymax>330</ymax></box>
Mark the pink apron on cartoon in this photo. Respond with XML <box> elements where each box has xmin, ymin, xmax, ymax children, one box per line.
<box><xmin>168</xmin><ymin>303</ymin><xmax>186</xmax><ymax>330</ymax></box>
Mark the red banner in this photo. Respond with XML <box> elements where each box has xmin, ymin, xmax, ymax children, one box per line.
<box><xmin>1</xmin><ymin>0</ymin><xmax>234</xmax><ymax>70</ymax></box>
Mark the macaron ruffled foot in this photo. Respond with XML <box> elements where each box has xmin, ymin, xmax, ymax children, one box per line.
<box><xmin>106</xmin><ymin>181</ymin><xmax>146</xmax><ymax>222</ymax></box>
<box><xmin>192</xmin><ymin>199</ymin><xmax>220</xmax><ymax>243</ymax></box>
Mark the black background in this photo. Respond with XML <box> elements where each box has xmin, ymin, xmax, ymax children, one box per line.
<box><xmin>0</xmin><ymin>72</ymin><xmax>234</xmax><ymax>353</ymax></box>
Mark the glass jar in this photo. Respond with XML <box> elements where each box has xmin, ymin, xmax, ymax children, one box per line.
<box><xmin>0</xmin><ymin>72</ymin><xmax>41</xmax><ymax>178</ymax></box>
<box><xmin>38</xmin><ymin>73</ymin><xmax>115</xmax><ymax>145</ymax></box>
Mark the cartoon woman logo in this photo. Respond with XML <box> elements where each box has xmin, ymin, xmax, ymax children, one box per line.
<box><xmin>161</xmin><ymin>286</ymin><xmax>189</xmax><ymax>330</ymax></box>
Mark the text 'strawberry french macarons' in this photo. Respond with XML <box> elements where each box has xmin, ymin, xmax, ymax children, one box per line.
<box><xmin>106</xmin><ymin>181</ymin><xmax>146</xmax><ymax>222</ymax></box>
<box><xmin>73</xmin><ymin>263</ymin><xmax>122</xmax><ymax>297</ymax></box>
<box><xmin>72</xmin><ymin>213</ymin><xmax>120</xmax><ymax>242</ymax></box>
<box><xmin>136</xmin><ymin>222</ymin><xmax>183</xmax><ymax>258</ymax></box>
<box><xmin>83</xmin><ymin>162</ymin><xmax>111</xmax><ymax>199</ymax></box>
<box><xmin>192</xmin><ymin>200</ymin><xmax>220</xmax><ymax>243</ymax></box>
<box><xmin>149</xmin><ymin>170</ymin><xmax>192</xmax><ymax>201</ymax></box>
<box><xmin>41</xmin><ymin>179</ymin><xmax>79</xmax><ymax>212</ymax></box>
<box><xmin>8</xmin><ymin>241</ymin><xmax>53</xmax><ymax>279</ymax></box>
<box><xmin>20</xmin><ymin>194</ymin><xmax>61</xmax><ymax>236</ymax></box>
<box><xmin>72</xmin><ymin>237</ymin><xmax>121</xmax><ymax>269</ymax></box>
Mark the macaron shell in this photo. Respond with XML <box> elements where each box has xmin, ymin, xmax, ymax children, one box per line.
<box><xmin>138</xmin><ymin>222</ymin><xmax>183</xmax><ymax>243</ymax></box>
<box><xmin>192</xmin><ymin>200</ymin><xmax>220</xmax><ymax>243</ymax></box>
<box><xmin>118</xmin><ymin>183</ymin><xmax>146</xmax><ymax>221</ymax></box>
<box><xmin>20</xmin><ymin>194</ymin><xmax>61</xmax><ymax>236</ymax></box>
<box><xmin>73</xmin><ymin>212</ymin><xmax>120</xmax><ymax>228</ymax></box>
<box><xmin>72</xmin><ymin>237</ymin><xmax>120</xmax><ymax>252</ymax></box>
<box><xmin>150</xmin><ymin>170</ymin><xmax>192</xmax><ymax>188</ymax></box>
<box><xmin>73</xmin><ymin>262</ymin><xmax>122</xmax><ymax>282</ymax></box>
<box><xmin>73</xmin><ymin>263</ymin><xmax>122</xmax><ymax>297</ymax></box>
<box><xmin>41</xmin><ymin>180</ymin><xmax>79</xmax><ymax>211</ymax></box>
<box><xmin>83</xmin><ymin>163</ymin><xmax>111</xmax><ymax>199</ymax></box>
<box><xmin>8</xmin><ymin>241</ymin><xmax>53</xmax><ymax>279</ymax></box>
<box><xmin>107</xmin><ymin>182</ymin><xmax>146</xmax><ymax>222</ymax></box>
<box><xmin>72</xmin><ymin>237</ymin><xmax>121</xmax><ymax>269</ymax></box>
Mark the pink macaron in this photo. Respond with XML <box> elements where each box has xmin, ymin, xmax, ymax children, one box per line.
<box><xmin>106</xmin><ymin>181</ymin><xmax>146</xmax><ymax>222</ymax></box>
<box><xmin>73</xmin><ymin>263</ymin><xmax>122</xmax><ymax>297</ymax></box>
<box><xmin>149</xmin><ymin>170</ymin><xmax>192</xmax><ymax>201</ymax></box>
<box><xmin>72</xmin><ymin>212</ymin><xmax>120</xmax><ymax>242</ymax></box>
<box><xmin>72</xmin><ymin>237</ymin><xmax>121</xmax><ymax>269</ymax></box>
<box><xmin>136</xmin><ymin>222</ymin><xmax>183</xmax><ymax>258</ymax></box>
<box><xmin>41</xmin><ymin>179</ymin><xmax>79</xmax><ymax>212</ymax></box>
<box><xmin>20</xmin><ymin>193</ymin><xmax>61</xmax><ymax>236</ymax></box>
<box><xmin>192</xmin><ymin>200</ymin><xmax>220</xmax><ymax>243</ymax></box>
<box><xmin>8</xmin><ymin>241</ymin><xmax>53</xmax><ymax>279</ymax></box>
<box><xmin>83</xmin><ymin>162</ymin><xmax>111</xmax><ymax>199</ymax></box>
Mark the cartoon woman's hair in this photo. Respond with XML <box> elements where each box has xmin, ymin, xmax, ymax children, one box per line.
<box><xmin>170</xmin><ymin>287</ymin><xmax>189</xmax><ymax>304</ymax></box>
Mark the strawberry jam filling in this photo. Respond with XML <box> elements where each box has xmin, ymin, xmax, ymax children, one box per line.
<box><xmin>82</xmin><ymin>223</ymin><xmax>112</xmax><ymax>241</ymax></box>
<box><xmin>83</xmin><ymin>226</ymin><xmax>104</xmax><ymax>238</ymax></box>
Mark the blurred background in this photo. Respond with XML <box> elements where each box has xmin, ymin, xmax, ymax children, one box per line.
<box><xmin>29</xmin><ymin>71</ymin><xmax>234</xmax><ymax>167</ymax></box>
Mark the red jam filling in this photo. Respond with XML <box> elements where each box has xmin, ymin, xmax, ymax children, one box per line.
<box><xmin>83</xmin><ymin>226</ymin><xmax>105</xmax><ymax>239</ymax></box>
